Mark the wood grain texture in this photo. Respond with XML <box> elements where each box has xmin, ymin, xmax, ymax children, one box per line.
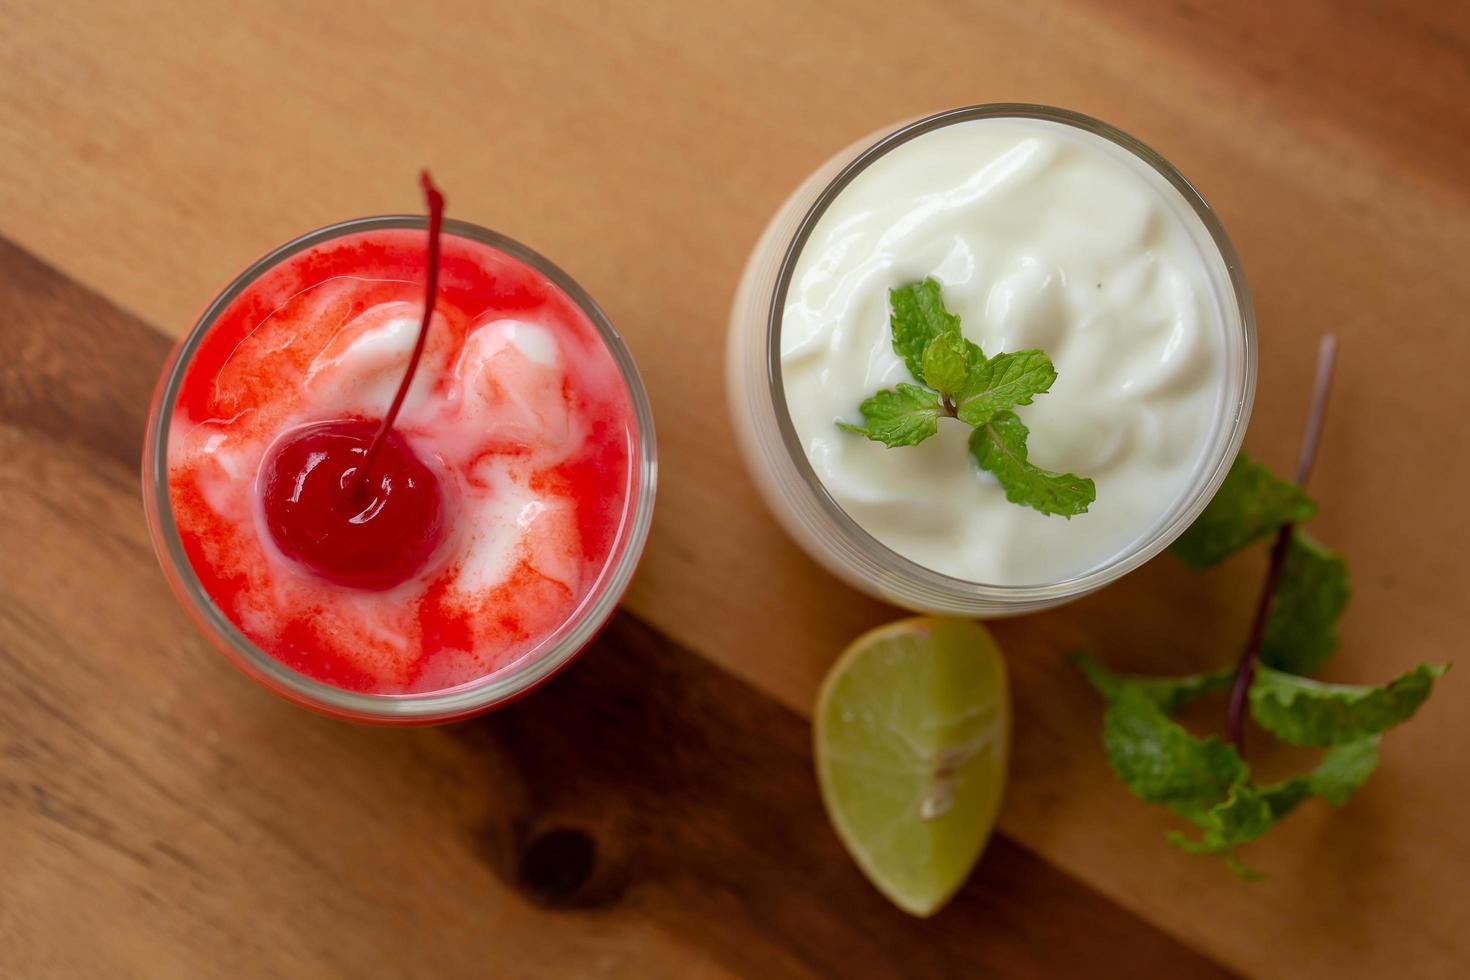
<box><xmin>0</xmin><ymin>239</ymin><xmax>1234</xmax><ymax>978</ymax></box>
<box><xmin>1</xmin><ymin>1</ymin><xmax>1468</xmax><ymax>976</ymax></box>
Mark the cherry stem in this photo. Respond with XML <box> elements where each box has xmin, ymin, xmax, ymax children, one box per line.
<box><xmin>354</xmin><ymin>171</ymin><xmax>446</xmax><ymax>497</ymax></box>
<box><xmin>1226</xmin><ymin>334</ymin><xmax>1339</xmax><ymax>747</ymax></box>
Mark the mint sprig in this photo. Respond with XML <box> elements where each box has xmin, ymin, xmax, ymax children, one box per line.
<box><xmin>954</xmin><ymin>350</ymin><xmax>1057</xmax><ymax>426</ymax></box>
<box><xmin>1074</xmin><ymin>336</ymin><xmax>1450</xmax><ymax>878</ymax></box>
<box><xmin>1259</xmin><ymin>530</ymin><xmax>1349</xmax><ymax>675</ymax></box>
<box><xmin>1166</xmin><ymin>739</ymin><xmax>1380</xmax><ymax>880</ymax></box>
<box><xmin>1082</xmin><ymin>668</ymin><xmax>1247</xmax><ymax>818</ymax></box>
<box><xmin>890</xmin><ymin>278</ymin><xmax>965</xmax><ymax>379</ymax></box>
<box><xmin>968</xmin><ymin>412</ymin><xmax>1095</xmax><ymax>517</ymax></box>
<box><xmin>837</xmin><ymin>278</ymin><xmax>1094</xmax><ymax>517</ymax></box>
<box><xmin>1077</xmin><ymin>649</ymin><xmax>1403</xmax><ymax>877</ymax></box>
<box><xmin>1170</xmin><ymin>453</ymin><xmax>1316</xmax><ymax>569</ymax></box>
<box><xmin>836</xmin><ymin>384</ymin><xmax>942</xmax><ymax>448</ymax></box>
<box><xmin>920</xmin><ymin>331</ymin><xmax>977</xmax><ymax>401</ymax></box>
<box><xmin>1249</xmin><ymin>663</ymin><xmax>1448</xmax><ymax>747</ymax></box>
<box><xmin>1074</xmin><ymin>653</ymin><xmax>1233</xmax><ymax>711</ymax></box>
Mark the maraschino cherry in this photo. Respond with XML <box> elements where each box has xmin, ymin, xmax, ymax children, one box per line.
<box><xmin>258</xmin><ymin>172</ymin><xmax>449</xmax><ymax>591</ymax></box>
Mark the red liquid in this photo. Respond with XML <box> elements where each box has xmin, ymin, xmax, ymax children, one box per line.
<box><xmin>168</xmin><ymin>229</ymin><xmax>638</xmax><ymax>694</ymax></box>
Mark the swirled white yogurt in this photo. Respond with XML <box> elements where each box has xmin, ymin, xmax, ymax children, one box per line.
<box><xmin>780</xmin><ymin>117</ymin><xmax>1233</xmax><ymax>585</ymax></box>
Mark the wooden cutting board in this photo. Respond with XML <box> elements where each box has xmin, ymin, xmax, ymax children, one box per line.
<box><xmin>3</xmin><ymin>0</ymin><xmax>1467</xmax><ymax>976</ymax></box>
<box><xmin>0</xmin><ymin>238</ymin><xmax>1231</xmax><ymax>978</ymax></box>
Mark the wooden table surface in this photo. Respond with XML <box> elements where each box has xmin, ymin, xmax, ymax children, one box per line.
<box><xmin>3</xmin><ymin>1</ymin><xmax>1468</xmax><ymax>977</ymax></box>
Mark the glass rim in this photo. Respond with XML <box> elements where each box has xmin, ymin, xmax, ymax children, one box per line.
<box><xmin>764</xmin><ymin>103</ymin><xmax>1257</xmax><ymax>601</ymax></box>
<box><xmin>144</xmin><ymin>215</ymin><xmax>658</xmax><ymax>721</ymax></box>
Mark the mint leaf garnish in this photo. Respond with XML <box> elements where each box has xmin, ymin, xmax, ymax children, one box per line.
<box><xmin>1074</xmin><ymin>652</ymin><xmax>1233</xmax><ymax>713</ymax></box>
<box><xmin>1170</xmin><ymin>453</ymin><xmax>1316</xmax><ymax>569</ymax></box>
<box><xmin>839</xmin><ymin>279</ymin><xmax>1093</xmax><ymax>516</ymax></box>
<box><xmin>889</xmin><ymin>278</ymin><xmax>965</xmax><ymax>379</ymax></box>
<box><xmin>1252</xmin><ymin>775</ymin><xmax>1316</xmax><ymax>825</ymax></box>
<box><xmin>1165</xmin><ymin>740</ymin><xmax>1378</xmax><ymax>878</ymax></box>
<box><xmin>1079</xmin><ymin>649</ymin><xmax>1403</xmax><ymax>879</ymax></box>
<box><xmin>1073</xmin><ymin>337</ymin><xmax>1451</xmax><ymax>878</ymax></box>
<box><xmin>1100</xmin><ymin>688</ymin><xmax>1248</xmax><ymax>820</ymax></box>
<box><xmin>1308</xmin><ymin>736</ymin><xmax>1381</xmax><ymax>805</ymax></box>
<box><xmin>968</xmin><ymin>412</ymin><xmax>1095</xmax><ymax>517</ymax></box>
<box><xmin>836</xmin><ymin>383</ymin><xmax>942</xmax><ymax>448</ymax></box>
<box><xmin>1167</xmin><ymin>782</ymin><xmax>1300</xmax><ymax>879</ymax></box>
<box><xmin>1260</xmin><ymin>530</ymin><xmax>1350</xmax><ymax>675</ymax></box>
<box><xmin>919</xmin><ymin>331</ymin><xmax>975</xmax><ymax>400</ymax></box>
<box><xmin>1249</xmin><ymin>663</ymin><xmax>1449</xmax><ymax>746</ymax></box>
<box><xmin>1076</xmin><ymin>656</ymin><xmax>1246</xmax><ymax>817</ymax></box>
<box><xmin>954</xmin><ymin>349</ymin><xmax>1057</xmax><ymax>426</ymax></box>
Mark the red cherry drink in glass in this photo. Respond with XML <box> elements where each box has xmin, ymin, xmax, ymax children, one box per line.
<box><xmin>143</xmin><ymin>217</ymin><xmax>656</xmax><ymax>723</ymax></box>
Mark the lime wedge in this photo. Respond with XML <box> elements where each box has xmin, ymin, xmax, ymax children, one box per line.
<box><xmin>814</xmin><ymin>617</ymin><xmax>1010</xmax><ymax>917</ymax></box>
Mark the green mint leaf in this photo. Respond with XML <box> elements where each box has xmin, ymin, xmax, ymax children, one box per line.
<box><xmin>1182</xmin><ymin>786</ymin><xmax>1278</xmax><ymax>847</ymax></box>
<box><xmin>1073</xmin><ymin>652</ymin><xmax>1233</xmax><ymax>714</ymax></box>
<box><xmin>1254</xmin><ymin>774</ymin><xmax>1317</xmax><ymax>822</ymax></box>
<box><xmin>1076</xmin><ymin>659</ymin><xmax>1390</xmax><ymax>879</ymax></box>
<box><xmin>969</xmin><ymin>411</ymin><xmax>1096</xmax><ymax>517</ymax></box>
<box><xmin>1309</xmin><ymin>736</ymin><xmax>1381</xmax><ymax>805</ymax></box>
<box><xmin>920</xmin><ymin>331</ymin><xmax>975</xmax><ymax>399</ymax></box>
<box><xmin>1077</xmin><ymin>653</ymin><xmax>1246</xmax><ymax>829</ymax></box>
<box><xmin>855</xmin><ymin>279</ymin><xmax>1095</xmax><ymax>513</ymax></box>
<box><xmin>1249</xmin><ymin>663</ymin><xmax>1450</xmax><ymax>747</ymax></box>
<box><xmin>1170</xmin><ymin>453</ymin><xmax>1316</xmax><ymax>569</ymax></box>
<box><xmin>1260</xmin><ymin>530</ymin><xmax>1350</xmax><ymax>676</ymax></box>
<box><xmin>1100</xmin><ymin>688</ymin><xmax>1249</xmax><ymax>820</ymax></box>
<box><xmin>1165</xmin><ymin>741</ymin><xmax>1378</xmax><ymax>879</ymax></box>
<box><xmin>1169</xmin><ymin>783</ymin><xmax>1284</xmax><ymax>850</ymax></box>
<box><xmin>889</xmin><ymin>278</ymin><xmax>965</xmax><ymax>380</ymax></box>
<box><xmin>1167</xmin><ymin>777</ymin><xmax>1314</xmax><ymax>880</ymax></box>
<box><xmin>836</xmin><ymin>383</ymin><xmax>942</xmax><ymax>447</ymax></box>
<box><xmin>954</xmin><ymin>349</ymin><xmax>1058</xmax><ymax>426</ymax></box>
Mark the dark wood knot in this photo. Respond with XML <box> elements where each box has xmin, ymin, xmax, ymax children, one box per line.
<box><xmin>516</xmin><ymin>826</ymin><xmax>623</xmax><ymax>909</ymax></box>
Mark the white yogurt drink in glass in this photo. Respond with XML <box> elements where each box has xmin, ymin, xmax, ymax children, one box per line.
<box><xmin>727</xmin><ymin>105</ymin><xmax>1255</xmax><ymax>615</ymax></box>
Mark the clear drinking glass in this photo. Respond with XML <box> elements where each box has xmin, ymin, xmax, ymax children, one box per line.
<box><xmin>726</xmin><ymin>104</ymin><xmax>1255</xmax><ymax>616</ymax></box>
<box><xmin>144</xmin><ymin>216</ymin><xmax>657</xmax><ymax>723</ymax></box>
